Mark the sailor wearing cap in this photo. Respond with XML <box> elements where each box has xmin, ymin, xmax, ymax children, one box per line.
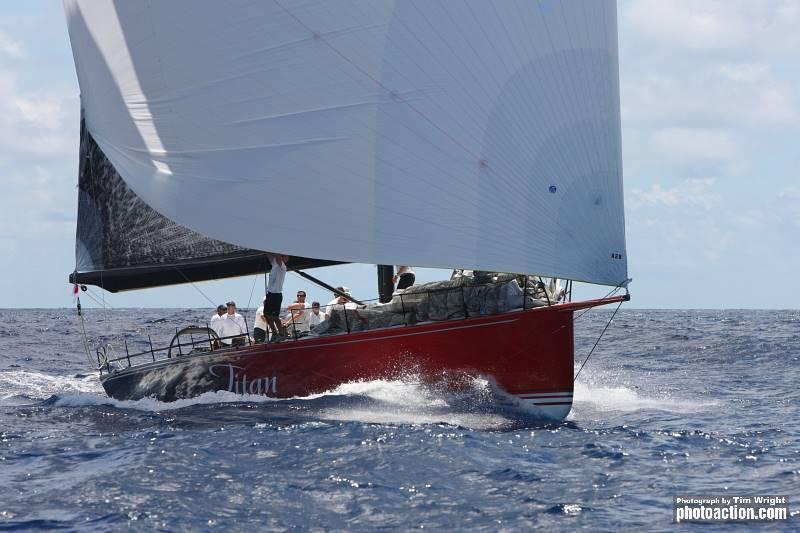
<box><xmin>209</xmin><ymin>304</ymin><xmax>226</xmax><ymax>339</ymax></box>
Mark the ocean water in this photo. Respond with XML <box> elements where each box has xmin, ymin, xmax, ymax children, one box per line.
<box><xmin>0</xmin><ymin>308</ymin><xmax>798</xmax><ymax>531</ymax></box>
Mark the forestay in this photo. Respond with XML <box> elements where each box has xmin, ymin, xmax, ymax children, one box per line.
<box><xmin>64</xmin><ymin>0</ymin><xmax>627</xmax><ymax>286</ymax></box>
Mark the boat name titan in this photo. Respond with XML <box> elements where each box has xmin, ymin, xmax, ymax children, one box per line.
<box><xmin>209</xmin><ymin>363</ymin><xmax>277</xmax><ymax>396</ymax></box>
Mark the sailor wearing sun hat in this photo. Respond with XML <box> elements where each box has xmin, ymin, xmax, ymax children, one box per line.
<box><xmin>324</xmin><ymin>286</ymin><xmax>357</xmax><ymax>319</ymax></box>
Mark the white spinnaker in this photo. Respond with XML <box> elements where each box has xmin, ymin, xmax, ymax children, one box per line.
<box><xmin>64</xmin><ymin>0</ymin><xmax>627</xmax><ymax>286</ymax></box>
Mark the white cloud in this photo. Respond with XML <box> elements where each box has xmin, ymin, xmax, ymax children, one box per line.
<box><xmin>0</xmin><ymin>66</ymin><xmax>77</xmax><ymax>160</ymax></box>
<box><xmin>0</xmin><ymin>59</ymin><xmax>78</xmax><ymax>248</ymax></box>
<box><xmin>621</xmin><ymin>1</ymin><xmax>800</xmax><ymax>132</ymax></box>
<box><xmin>623</xmin><ymin>0</ymin><xmax>800</xmax><ymax>54</ymax></box>
<box><xmin>778</xmin><ymin>185</ymin><xmax>800</xmax><ymax>227</ymax></box>
<box><xmin>714</xmin><ymin>63</ymin><xmax>769</xmax><ymax>83</ymax></box>
<box><xmin>626</xmin><ymin>177</ymin><xmax>800</xmax><ymax>280</ymax></box>
<box><xmin>0</xmin><ymin>166</ymin><xmax>76</xmax><ymax>240</ymax></box>
<box><xmin>778</xmin><ymin>185</ymin><xmax>800</xmax><ymax>201</ymax></box>
<box><xmin>14</xmin><ymin>97</ymin><xmax>65</xmax><ymax>130</ymax></box>
<box><xmin>0</xmin><ymin>30</ymin><xmax>24</xmax><ymax>59</ymax></box>
<box><xmin>628</xmin><ymin>178</ymin><xmax>718</xmax><ymax>210</ymax></box>
<box><xmin>622</xmin><ymin>63</ymin><xmax>798</xmax><ymax>127</ymax></box>
<box><xmin>625</xmin><ymin>1</ymin><xmax>747</xmax><ymax>51</ymax></box>
<box><xmin>627</xmin><ymin>208</ymin><xmax>734</xmax><ymax>270</ymax></box>
<box><xmin>650</xmin><ymin>128</ymin><xmax>737</xmax><ymax>161</ymax></box>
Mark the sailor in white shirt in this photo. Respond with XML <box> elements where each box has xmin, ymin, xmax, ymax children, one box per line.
<box><xmin>209</xmin><ymin>304</ymin><xmax>226</xmax><ymax>340</ymax></box>
<box><xmin>218</xmin><ymin>301</ymin><xmax>248</xmax><ymax>346</ymax></box>
<box><xmin>307</xmin><ymin>301</ymin><xmax>325</xmax><ymax>329</ymax></box>
<box><xmin>283</xmin><ymin>290</ymin><xmax>310</xmax><ymax>337</ymax></box>
<box><xmin>253</xmin><ymin>301</ymin><xmax>268</xmax><ymax>343</ymax></box>
<box><xmin>324</xmin><ymin>286</ymin><xmax>357</xmax><ymax>318</ymax></box>
<box><xmin>264</xmin><ymin>253</ymin><xmax>289</xmax><ymax>341</ymax></box>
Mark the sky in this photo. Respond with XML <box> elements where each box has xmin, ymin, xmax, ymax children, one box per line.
<box><xmin>0</xmin><ymin>0</ymin><xmax>798</xmax><ymax>310</ymax></box>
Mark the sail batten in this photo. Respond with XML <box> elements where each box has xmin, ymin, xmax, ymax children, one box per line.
<box><xmin>65</xmin><ymin>0</ymin><xmax>627</xmax><ymax>287</ymax></box>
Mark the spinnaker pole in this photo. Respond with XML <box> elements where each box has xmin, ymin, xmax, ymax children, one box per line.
<box><xmin>294</xmin><ymin>269</ymin><xmax>365</xmax><ymax>305</ymax></box>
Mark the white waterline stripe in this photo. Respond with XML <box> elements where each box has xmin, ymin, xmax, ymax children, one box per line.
<box><xmin>517</xmin><ymin>392</ymin><xmax>572</xmax><ymax>398</ymax></box>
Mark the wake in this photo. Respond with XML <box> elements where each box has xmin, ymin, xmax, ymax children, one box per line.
<box><xmin>0</xmin><ymin>370</ymin><xmax>102</xmax><ymax>403</ymax></box>
<box><xmin>3</xmin><ymin>368</ymin><xmax>717</xmax><ymax>428</ymax></box>
<box><xmin>571</xmin><ymin>375</ymin><xmax>718</xmax><ymax>419</ymax></box>
<box><xmin>2</xmin><ymin>369</ymin><xmax>526</xmax><ymax>429</ymax></box>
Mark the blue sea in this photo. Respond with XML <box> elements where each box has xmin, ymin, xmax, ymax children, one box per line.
<box><xmin>1</xmin><ymin>308</ymin><xmax>798</xmax><ymax>531</ymax></box>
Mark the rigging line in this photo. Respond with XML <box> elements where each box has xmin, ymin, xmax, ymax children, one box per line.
<box><xmin>73</xmin><ymin>266</ymin><xmax>94</xmax><ymax>366</ymax></box>
<box><xmin>546</xmin><ymin>282</ymin><xmax>623</xmax><ymax>338</ymax></box>
<box><xmin>173</xmin><ymin>268</ymin><xmax>217</xmax><ymax>308</ymax></box>
<box><xmin>245</xmin><ymin>272</ymin><xmax>259</xmax><ymax>310</ymax></box>
<box><xmin>100</xmin><ymin>270</ymin><xmax>109</xmax><ymax>322</ymax></box>
<box><xmin>573</xmin><ymin>285</ymin><xmax>622</xmax><ymax>322</ymax></box>
<box><xmin>573</xmin><ymin>299</ymin><xmax>624</xmax><ymax>383</ymax></box>
<box><xmin>83</xmin><ymin>288</ymin><xmax>115</xmax><ymax>310</ymax></box>
<box><xmin>76</xmin><ymin>297</ymin><xmax>94</xmax><ymax>368</ymax></box>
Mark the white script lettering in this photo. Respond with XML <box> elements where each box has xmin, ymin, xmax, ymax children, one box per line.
<box><xmin>208</xmin><ymin>363</ymin><xmax>278</xmax><ymax>396</ymax></box>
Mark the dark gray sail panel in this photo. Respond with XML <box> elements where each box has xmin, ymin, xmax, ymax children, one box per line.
<box><xmin>70</xmin><ymin>115</ymin><xmax>339</xmax><ymax>292</ymax></box>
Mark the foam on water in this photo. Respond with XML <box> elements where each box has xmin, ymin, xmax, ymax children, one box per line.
<box><xmin>40</xmin><ymin>375</ymin><xmax>450</xmax><ymax>414</ymax></box>
<box><xmin>571</xmin><ymin>376</ymin><xmax>717</xmax><ymax>416</ymax></box>
<box><xmin>0</xmin><ymin>370</ymin><xmax>102</xmax><ymax>403</ymax></box>
<box><xmin>311</xmin><ymin>376</ymin><xmax>515</xmax><ymax>429</ymax></box>
<box><xmin>48</xmin><ymin>389</ymin><xmax>280</xmax><ymax>411</ymax></box>
<box><xmin>16</xmin><ymin>368</ymin><xmax>516</xmax><ymax>429</ymax></box>
<box><xmin>4</xmin><ymin>364</ymin><xmax>716</xmax><ymax>429</ymax></box>
<box><xmin>312</xmin><ymin>377</ymin><xmax>450</xmax><ymax>408</ymax></box>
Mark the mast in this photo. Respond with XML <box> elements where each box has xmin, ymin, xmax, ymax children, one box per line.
<box><xmin>377</xmin><ymin>265</ymin><xmax>394</xmax><ymax>303</ymax></box>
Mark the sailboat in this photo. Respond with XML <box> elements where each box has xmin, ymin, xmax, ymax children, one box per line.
<box><xmin>63</xmin><ymin>0</ymin><xmax>629</xmax><ymax>421</ymax></box>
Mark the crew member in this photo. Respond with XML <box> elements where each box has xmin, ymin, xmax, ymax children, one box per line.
<box><xmin>209</xmin><ymin>304</ymin><xmax>226</xmax><ymax>345</ymax></box>
<box><xmin>393</xmin><ymin>266</ymin><xmax>415</xmax><ymax>291</ymax></box>
<box><xmin>253</xmin><ymin>299</ymin><xmax>268</xmax><ymax>343</ymax></box>
<box><xmin>218</xmin><ymin>301</ymin><xmax>248</xmax><ymax>346</ymax></box>
<box><xmin>308</xmin><ymin>301</ymin><xmax>325</xmax><ymax>329</ymax></box>
<box><xmin>283</xmin><ymin>290</ymin><xmax>310</xmax><ymax>338</ymax></box>
<box><xmin>265</xmin><ymin>254</ymin><xmax>289</xmax><ymax>341</ymax></box>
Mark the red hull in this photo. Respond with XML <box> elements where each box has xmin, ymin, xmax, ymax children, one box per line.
<box><xmin>101</xmin><ymin>296</ymin><xmax>624</xmax><ymax>420</ymax></box>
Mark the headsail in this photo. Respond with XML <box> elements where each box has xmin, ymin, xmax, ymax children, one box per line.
<box><xmin>65</xmin><ymin>0</ymin><xmax>627</xmax><ymax>286</ymax></box>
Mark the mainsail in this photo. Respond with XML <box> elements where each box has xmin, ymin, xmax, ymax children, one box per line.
<box><xmin>65</xmin><ymin>0</ymin><xmax>627</xmax><ymax>287</ymax></box>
